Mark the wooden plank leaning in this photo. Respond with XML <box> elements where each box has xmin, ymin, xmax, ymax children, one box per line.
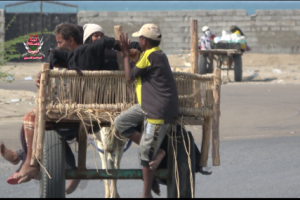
<box><xmin>30</xmin><ymin>73</ymin><xmax>41</xmax><ymax>166</ymax></box>
<box><xmin>190</xmin><ymin>19</ymin><xmax>201</xmax><ymax>108</ymax></box>
<box><xmin>35</xmin><ymin>63</ymin><xmax>50</xmax><ymax>160</ymax></box>
<box><xmin>114</xmin><ymin>25</ymin><xmax>124</xmax><ymax>70</ymax></box>
<box><xmin>190</xmin><ymin>19</ymin><xmax>198</xmax><ymax>75</ymax></box>
<box><xmin>212</xmin><ymin>68</ymin><xmax>221</xmax><ymax>166</ymax></box>
<box><xmin>30</xmin><ymin>107</ymin><xmax>39</xmax><ymax>166</ymax></box>
<box><xmin>189</xmin><ymin>18</ymin><xmax>211</xmax><ymax>167</ymax></box>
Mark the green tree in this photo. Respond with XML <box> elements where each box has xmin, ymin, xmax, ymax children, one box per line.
<box><xmin>0</xmin><ymin>15</ymin><xmax>52</xmax><ymax>82</ymax></box>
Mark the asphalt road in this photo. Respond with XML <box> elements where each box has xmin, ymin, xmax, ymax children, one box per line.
<box><xmin>0</xmin><ymin>82</ymin><xmax>299</xmax><ymax>197</ymax></box>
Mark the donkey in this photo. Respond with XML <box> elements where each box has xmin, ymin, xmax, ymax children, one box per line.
<box><xmin>93</xmin><ymin>127</ymin><xmax>128</xmax><ymax>198</ymax></box>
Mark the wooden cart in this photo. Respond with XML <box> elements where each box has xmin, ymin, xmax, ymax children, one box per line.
<box><xmin>199</xmin><ymin>47</ymin><xmax>243</xmax><ymax>82</ymax></box>
<box><xmin>30</xmin><ymin>22</ymin><xmax>222</xmax><ymax>198</ymax></box>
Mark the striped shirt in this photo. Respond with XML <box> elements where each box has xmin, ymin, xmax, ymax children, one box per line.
<box><xmin>200</xmin><ymin>35</ymin><xmax>211</xmax><ymax>50</ymax></box>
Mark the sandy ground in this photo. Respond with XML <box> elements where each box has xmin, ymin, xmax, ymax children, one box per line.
<box><xmin>0</xmin><ymin>53</ymin><xmax>300</xmax><ymax>120</ymax></box>
<box><xmin>2</xmin><ymin>53</ymin><xmax>300</xmax><ymax>83</ymax></box>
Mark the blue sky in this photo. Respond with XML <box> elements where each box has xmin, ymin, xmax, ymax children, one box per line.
<box><xmin>1</xmin><ymin>1</ymin><xmax>300</xmax><ymax>14</ymax></box>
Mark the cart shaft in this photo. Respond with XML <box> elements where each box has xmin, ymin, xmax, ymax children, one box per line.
<box><xmin>65</xmin><ymin>169</ymin><xmax>170</xmax><ymax>180</ymax></box>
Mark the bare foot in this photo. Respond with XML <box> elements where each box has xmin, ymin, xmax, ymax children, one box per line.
<box><xmin>149</xmin><ymin>149</ymin><xmax>166</xmax><ymax>171</ymax></box>
<box><xmin>0</xmin><ymin>143</ymin><xmax>20</xmax><ymax>165</ymax></box>
<box><xmin>66</xmin><ymin>179</ymin><xmax>81</xmax><ymax>195</ymax></box>
<box><xmin>14</xmin><ymin>162</ymin><xmax>39</xmax><ymax>181</ymax></box>
<box><xmin>18</xmin><ymin>175</ymin><xmax>32</xmax><ymax>184</ymax></box>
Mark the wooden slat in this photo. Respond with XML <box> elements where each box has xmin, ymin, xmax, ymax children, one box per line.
<box><xmin>46</xmin><ymin>112</ymin><xmax>204</xmax><ymax>126</ymax></box>
<box><xmin>199</xmin><ymin>117</ymin><xmax>211</xmax><ymax>167</ymax></box>
<box><xmin>199</xmin><ymin>49</ymin><xmax>241</xmax><ymax>55</ymax></box>
<box><xmin>46</xmin><ymin>112</ymin><xmax>112</xmax><ymax>123</ymax></box>
<box><xmin>30</xmin><ymin>107</ymin><xmax>39</xmax><ymax>166</ymax></box>
<box><xmin>35</xmin><ymin>63</ymin><xmax>50</xmax><ymax>160</ymax></box>
<box><xmin>190</xmin><ymin>19</ymin><xmax>198</xmax><ymax>74</ymax></box>
<box><xmin>114</xmin><ymin>25</ymin><xmax>124</xmax><ymax>70</ymax></box>
<box><xmin>212</xmin><ymin>68</ymin><xmax>221</xmax><ymax>166</ymax></box>
<box><xmin>190</xmin><ymin>18</ymin><xmax>202</xmax><ymax>110</ymax></box>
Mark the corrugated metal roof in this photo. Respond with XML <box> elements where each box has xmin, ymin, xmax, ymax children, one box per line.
<box><xmin>5</xmin><ymin>1</ymin><xmax>77</xmax><ymax>13</ymax></box>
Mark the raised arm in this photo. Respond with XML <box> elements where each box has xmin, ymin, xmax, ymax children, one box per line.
<box><xmin>90</xmin><ymin>35</ymin><xmax>116</xmax><ymax>53</ymax></box>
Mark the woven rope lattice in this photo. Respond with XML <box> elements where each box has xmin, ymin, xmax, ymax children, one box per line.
<box><xmin>45</xmin><ymin>69</ymin><xmax>214</xmax><ymax>122</ymax></box>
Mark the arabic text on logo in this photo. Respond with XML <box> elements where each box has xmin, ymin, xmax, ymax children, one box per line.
<box><xmin>22</xmin><ymin>33</ymin><xmax>45</xmax><ymax>60</ymax></box>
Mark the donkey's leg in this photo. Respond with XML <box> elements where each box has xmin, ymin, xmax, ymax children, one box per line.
<box><xmin>110</xmin><ymin>142</ymin><xmax>125</xmax><ymax>198</ymax></box>
<box><xmin>107</xmin><ymin>152</ymin><xmax>117</xmax><ymax>198</ymax></box>
<box><xmin>96</xmin><ymin>131</ymin><xmax>110</xmax><ymax>198</ymax></box>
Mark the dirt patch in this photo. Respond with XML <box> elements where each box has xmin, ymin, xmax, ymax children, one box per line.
<box><xmin>0</xmin><ymin>89</ymin><xmax>36</xmax><ymax>119</ymax></box>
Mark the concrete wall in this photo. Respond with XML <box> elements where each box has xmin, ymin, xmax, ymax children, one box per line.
<box><xmin>78</xmin><ymin>9</ymin><xmax>300</xmax><ymax>54</ymax></box>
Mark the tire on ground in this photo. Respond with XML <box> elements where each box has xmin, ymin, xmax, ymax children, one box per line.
<box><xmin>234</xmin><ymin>55</ymin><xmax>243</xmax><ymax>82</ymax></box>
<box><xmin>199</xmin><ymin>54</ymin><xmax>208</xmax><ymax>74</ymax></box>
<box><xmin>40</xmin><ymin>130</ymin><xmax>66</xmax><ymax>198</ymax></box>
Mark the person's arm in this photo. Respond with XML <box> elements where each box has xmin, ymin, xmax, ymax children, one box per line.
<box><xmin>90</xmin><ymin>35</ymin><xmax>115</xmax><ymax>52</ymax></box>
<box><xmin>200</xmin><ymin>36</ymin><xmax>206</xmax><ymax>50</ymax></box>
<box><xmin>118</xmin><ymin>32</ymin><xmax>144</xmax><ymax>83</ymax></box>
<box><xmin>114</xmin><ymin>41</ymin><xmax>141</xmax><ymax>52</ymax></box>
<box><xmin>49</xmin><ymin>50</ymin><xmax>69</xmax><ymax>69</ymax></box>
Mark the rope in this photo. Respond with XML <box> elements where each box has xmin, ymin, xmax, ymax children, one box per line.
<box><xmin>36</xmin><ymin>158</ymin><xmax>52</xmax><ymax>179</ymax></box>
<box><xmin>89</xmin><ymin>114</ymin><xmax>99</xmax><ymax>172</ymax></box>
<box><xmin>180</xmin><ymin>117</ymin><xmax>194</xmax><ymax>198</ymax></box>
<box><xmin>168</xmin><ymin>125</ymin><xmax>180</xmax><ymax>197</ymax></box>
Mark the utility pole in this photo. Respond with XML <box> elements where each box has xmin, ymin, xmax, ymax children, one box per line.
<box><xmin>40</xmin><ymin>1</ymin><xmax>43</xmax><ymax>15</ymax></box>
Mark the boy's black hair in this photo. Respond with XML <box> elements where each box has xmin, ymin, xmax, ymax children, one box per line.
<box><xmin>141</xmin><ymin>36</ymin><xmax>161</xmax><ymax>47</ymax></box>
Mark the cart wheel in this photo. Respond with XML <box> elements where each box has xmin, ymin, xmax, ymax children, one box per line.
<box><xmin>40</xmin><ymin>130</ymin><xmax>66</xmax><ymax>198</ymax></box>
<box><xmin>233</xmin><ymin>55</ymin><xmax>243</xmax><ymax>82</ymax></box>
<box><xmin>169</xmin><ymin>130</ymin><xmax>196</xmax><ymax>198</ymax></box>
<box><xmin>199</xmin><ymin>54</ymin><xmax>208</xmax><ymax>74</ymax></box>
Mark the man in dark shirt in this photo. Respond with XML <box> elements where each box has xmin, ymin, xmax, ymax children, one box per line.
<box><xmin>3</xmin><ymin>24</ymin><xmax>84</xmax><ymax>195</ymax></box>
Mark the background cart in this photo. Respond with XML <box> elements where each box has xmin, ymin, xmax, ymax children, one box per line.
<box><xmin>199</xmin><ymin>44</ymin><xmax>243</xmax><ymax>82</ymax></box>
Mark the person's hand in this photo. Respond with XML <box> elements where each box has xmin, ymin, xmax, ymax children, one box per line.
<box><xmin>129</xmin><ymin>49</ymin><xmax>141</xmax><ymax>63</ymax></box>
<box><xmin>35</xmin><ymin>72</ymin><xmax>41</xmax><ymax>89</ymax></box>
<box><xmin>119</xmin><ymin>32</ymin><xmax>130</xmax><ymax>57</ymax></box>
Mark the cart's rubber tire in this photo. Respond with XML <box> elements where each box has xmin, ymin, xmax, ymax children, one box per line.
<box><xmin>234</xmin><ymin>55</ymin><xmax>243</xmax><ymax>82</ymax></box>
<box><xmin>199</xmin><ymin>54</ymin><xmax>208</xmax><ymax>74</ymax></box>
<box><xmin>40</xmin><ymin>130</ymin><xmax>66</xmax><ymax>198</ymax></box>
<box><xmin>169</xmin><ymin>129</ymin><xmax>196</xmax><ymax>198</ymax></box>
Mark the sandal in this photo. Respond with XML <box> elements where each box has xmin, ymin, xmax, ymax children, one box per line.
<box><xmin>7</xmin><ymin>172</ymin><xmax>38</xmax><ymax>185</ymax></box>
<box><xmin>7</xmin><ymin>172</ymin><xmax>21</xmax><ymax>185</ymax></box>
